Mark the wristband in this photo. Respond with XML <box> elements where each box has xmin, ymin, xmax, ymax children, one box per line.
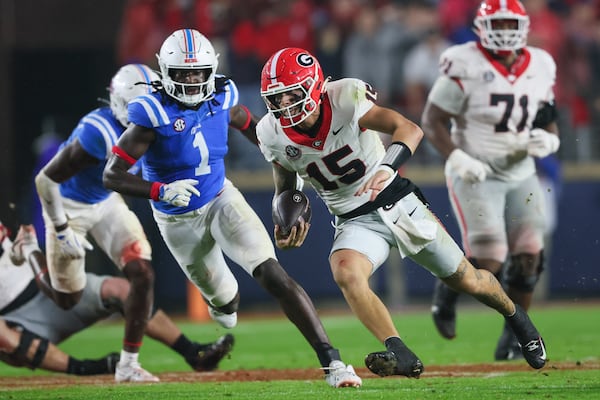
<box><xmin>55</xmin><ymin>222</ymin><xmax>69</xmax><ymax>232</ymax></box>
<box><xmin>376</xmin><ymin>164</ymin><xmax>396</xmax><ymax>178</ymax></box>
<box><xmin>380</xmin><ymin>141</ymin><xmax>412</xmax><ymax>170</ymax></box>
<box><xmin>150</xmin><ymin>182</ymin><xmax>165</xmax><ymax>201</ymax></box>
<box><xmin>238</xmin><ymin>105</ymin><xmax>252</xmax><ymax>131</ymax></box>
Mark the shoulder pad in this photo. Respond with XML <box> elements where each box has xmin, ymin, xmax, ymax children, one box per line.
<box><xmin>213</xmin><ymin>75</ymin><xmax>239</xmax><ymax>110</ymax></box>
<box><xmin>438</xmin><ymin>43</ymin><xmax>478</xmax><ymax>79</ymax></box>
<box><xmin>527</xmin><ymin>47</ymin><xmax>557</xmax><ymax>80</ymax></box>
<box><xmin>129</xmin><ymin>94</ymin><xmax>171</xmax><ymax>128</ymax></box>
<box><xmin>327</xmin><ymin>78</ymin><xmax>376</xmax><ymax>108</ymax></box>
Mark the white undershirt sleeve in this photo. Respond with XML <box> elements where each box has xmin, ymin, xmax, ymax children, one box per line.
<box><xmin>35</xmin><ymin>169</ymin><xmax>68</xmax><ymax>227</ymax></box>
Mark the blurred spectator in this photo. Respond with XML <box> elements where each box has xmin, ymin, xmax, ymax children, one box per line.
<box><xmin>255</xmin><ymin>0</ymin><xmax>316</xmax><ymax>62</ymax></box>
<box><xmin>112</xmin><ymin>0</ymin><xmax>600</xmax><ymax>166</ymax></box>
<box><xmin>558</xmin><ymin>1</ymin><xmax>599</xmax><ymax>161</ymax></box>
<box><xmin>402</xmin><ymin>27</ymin><xmax>451</xmax><ymax>121</ymax></box>
<box><xmin>438</xmin><ymin>0</ymin><xmax>480</xmax><ymax>43</ymax></box>
<box><xmin>343</xmin><ymin>4</ymin><xmax>418</xmax><ymax>106</ymax></box>
<box><xmin>117</xmin><ymin>0</ymin><xmax>185</xmax><ymax>67</ymax></box>
<box><xmin>402</xmin><ymin>27</ymin><xmax>451</xmax><ymax>164</ymax></box>
<box><xmin>117</xmin><ymin>0</ymin><xmax>234</xmax><ymax>67</ymax></box>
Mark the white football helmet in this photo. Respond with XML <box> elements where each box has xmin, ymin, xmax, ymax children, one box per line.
<box><xmin>109</xmin><ymin>64</ymin><xmax>159</xmax><ymax>126</ymax></box>
<box><xmin>474</xmin><ymin>0</ymin><xmax>529</xmax><ymax>52</ymax></box>
<box><xmin>157</xmin><ymin>29</ymin><xmax>219</xmax><ymax>106</ymax></box>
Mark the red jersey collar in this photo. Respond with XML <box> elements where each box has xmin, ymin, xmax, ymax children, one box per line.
<box><xmin>477</xmin><ymin>42</ymin><xmax>531</xmax><ymax>83</ymax></box>
<box><xmin>281</xmin><ymin>94</ymin><xmax>332</xmax><ymax>150</ymax></box>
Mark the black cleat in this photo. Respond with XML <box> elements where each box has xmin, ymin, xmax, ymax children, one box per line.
<box><xmin>494</xmin><ymin>322</ymin><xmax>524</xmax><ymax>361</ymax></box>
<box><xmin>431</xmin><ymin>280</ymin><xmax>459</xmax><ymax>339</ymax></box>
<box><xmin>505</xmin><ymin>305</ymin><xmax>547</xmax><ymax>369</ymax></box>
<box><xmin>186</xmin><ymin>333</ymin><xmax>234</xmax><ymax>372</ymax></box>
<box><xmin>365</xmin><ymin>348</ymin><xmax>424</xmax><ymax>378</ymax></box>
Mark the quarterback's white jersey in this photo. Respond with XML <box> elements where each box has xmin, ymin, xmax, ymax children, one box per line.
<box><xmin>257</xmin><ymin>78</ymin><xmax>386</xmax><ymax>216</ymax></box>
<box><xmin>427</xmin><ymin>42</ymin><xmax>556</xmax><ymax>181</ymax></box>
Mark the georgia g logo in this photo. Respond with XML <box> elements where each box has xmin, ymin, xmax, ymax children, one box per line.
<box><xmin>297</xmin><ymin>53</ymin><xmax>314</xmax><ymax>67</ymax></box>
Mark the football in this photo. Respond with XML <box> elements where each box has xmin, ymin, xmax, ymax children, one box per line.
<box><xmin>272</xmin><ymin>189</ymin><xmax>312</xmax><ymax>236</ymax></box>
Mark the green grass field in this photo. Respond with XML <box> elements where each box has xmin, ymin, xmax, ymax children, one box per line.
<box><xmin>1</xmin><ymin>302</ymin><xmax>599</xmax><ymax>399</ymax></box>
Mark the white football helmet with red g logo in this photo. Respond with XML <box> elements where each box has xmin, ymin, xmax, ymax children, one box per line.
<box><xmin>157</xmin><ymin>29</ymin><xmax>219</xmax><ymax>106</ymax></box>
<box><xmin>109</xmin><ymin>64</ymin><xmax>159</xmax><ymax>127</ymax></box>
<box><xmin>260</xmin><ymin>48</ymin><xmax>327</xmax><ymax>128</ymax></box>
<box><xmin>474</xmin><ymin>0</ymin><xmax>529</xmax><ymax>52</ymax></box>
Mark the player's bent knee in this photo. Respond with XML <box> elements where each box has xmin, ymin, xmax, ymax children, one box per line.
<box><xmin>123</xmin><ymin>259</ymin><xmax>155</xmax><ymax>288</ymax></box>
<box><xmin>504</xmin><ymin>252</ymin><xmax>544</xmax><ymax>293</ymax></box>
<box><xmin>253</xmin><ymin>258</ymin><xmax>295</xmax><ymax>296</ymax></box>
<box><xmin>120</xmin><ymin>240</ymin><xmax>152</xmax><ymax>266</ymax></box>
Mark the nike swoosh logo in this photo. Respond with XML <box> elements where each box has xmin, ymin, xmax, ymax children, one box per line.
<box><xmin>408</xmin><ymin>207</ymin><xmax>417</xmax><ymax>217</ymax></box>
<box><xmin>332</xmin><ymin>126</ymin><xmax>343</xmax><ymax>135</ymax></box>
<box><xmin>540</xmin><ymin>344</ymin><xmax>547</xmax><ymax>361</ymax></box>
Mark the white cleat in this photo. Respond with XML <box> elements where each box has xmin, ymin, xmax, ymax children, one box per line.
<box><xmin>208</xmin><ymin>306</ymin><xmax>237</xmax><ymax>329</ymax></box>
<box><xmin>115</xmin><ymin>362</ymin><xmax>159</xmax><ymax>383</ymax></box>
<box><xmin>324</xmin><ymin>360</ymin><xmax>362</xmax><ymax>388</ymax></box>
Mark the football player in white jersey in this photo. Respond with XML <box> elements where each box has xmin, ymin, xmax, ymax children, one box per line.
<box><xmin>103</xmin><ymin>29</ymin><xmax>362</xmax><ymax>388</ymax></box>
<box><xmin>256</xmin><ymin>47</ymin><xmax>548</xmax><ymax>377</ymax></box>
<box><xmin>34</xmin><ymin>64</ymin><xmax>162</xmax><ymax>382</ymax></box>
<box><xmin>421</xmin><ymin>0</ymin><xmax>559</xmax><ymax>361</ymax></box>
<box><xmin>0</xmin><ymin>222</ymin><xmax>233</xmax><ymax>376</ymax></box>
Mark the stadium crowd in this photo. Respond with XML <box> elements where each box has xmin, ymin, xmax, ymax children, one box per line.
<box><xmin>116</xmin><ymin>0</ymin><xmax>600</xmax><ymax>167</ymax></box>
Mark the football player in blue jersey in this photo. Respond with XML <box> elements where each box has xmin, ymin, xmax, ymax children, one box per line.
<box><xmin>34</xmin><ymin>64</ymin><xmax>163</xmax><ymax>382</ymax></box>
<box><xmin>103</xmin><ymin>29</ymin><xmax>362</xmax><ymax>388</ymax></box>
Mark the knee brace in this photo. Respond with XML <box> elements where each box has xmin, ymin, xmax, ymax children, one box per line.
<box><xmin>12</xmin><ymin>329</ymin><xmax>49</xmax><ymax>369</ymax></box>
<box><xmin>504</xmin><ymin>252</ymin><xmax>544</xmax><ymax>293</ymax></box>
<box><xmin>204</xmin><ymin>292</ymin><xmax>240</xmax><ymax>315</ymax></box>
<box><xmin>102</xmin><ymin>296</ymin><xmax>125</xmax><ymax>315</ymax></box>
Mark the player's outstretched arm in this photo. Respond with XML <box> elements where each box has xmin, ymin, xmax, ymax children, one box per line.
<box><xmin>229</xmin><ymin>105</ymin><xmax>260</xmax><ymax>146</ymax></box>
<box><xmin>103</xmin><ymin>124</ymin><xmax>156</xmax><ymax>198</ymax></box>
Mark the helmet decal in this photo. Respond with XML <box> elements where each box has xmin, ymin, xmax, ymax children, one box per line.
<box><xmin>183</xmin><ymin>29</ymin><xmax>199</xmax><ymax>63</ymax></box>
<box><xmin>297</xmin><ymin>53</ymin><xmax>315</xmax><ymax>67</ymax></box>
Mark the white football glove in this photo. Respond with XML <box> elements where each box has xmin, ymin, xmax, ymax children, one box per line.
<box><xmin>54</xmin><ymin>226</ymin><xmax>93</xmax><ymax>260</ymax></box>
<box><xmin>446</xmin><ymin>148</ymin><xmax>492</xmax><ymax>183</ymax></box>
<box><xmin>527</xmin><ymin>128</ymin><xmax>560</xmax><ymax>158</ymax></box>
<box><xmin>159</xmin><ymin>179</ymin><xmax>200</xmax><ymax>207</ymax></box>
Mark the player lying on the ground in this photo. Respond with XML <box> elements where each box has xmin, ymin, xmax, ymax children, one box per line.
<box><xmin>0</xmin><ymin>223</ymin><xmax>233</xmax><ymax>375</ymax></box>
